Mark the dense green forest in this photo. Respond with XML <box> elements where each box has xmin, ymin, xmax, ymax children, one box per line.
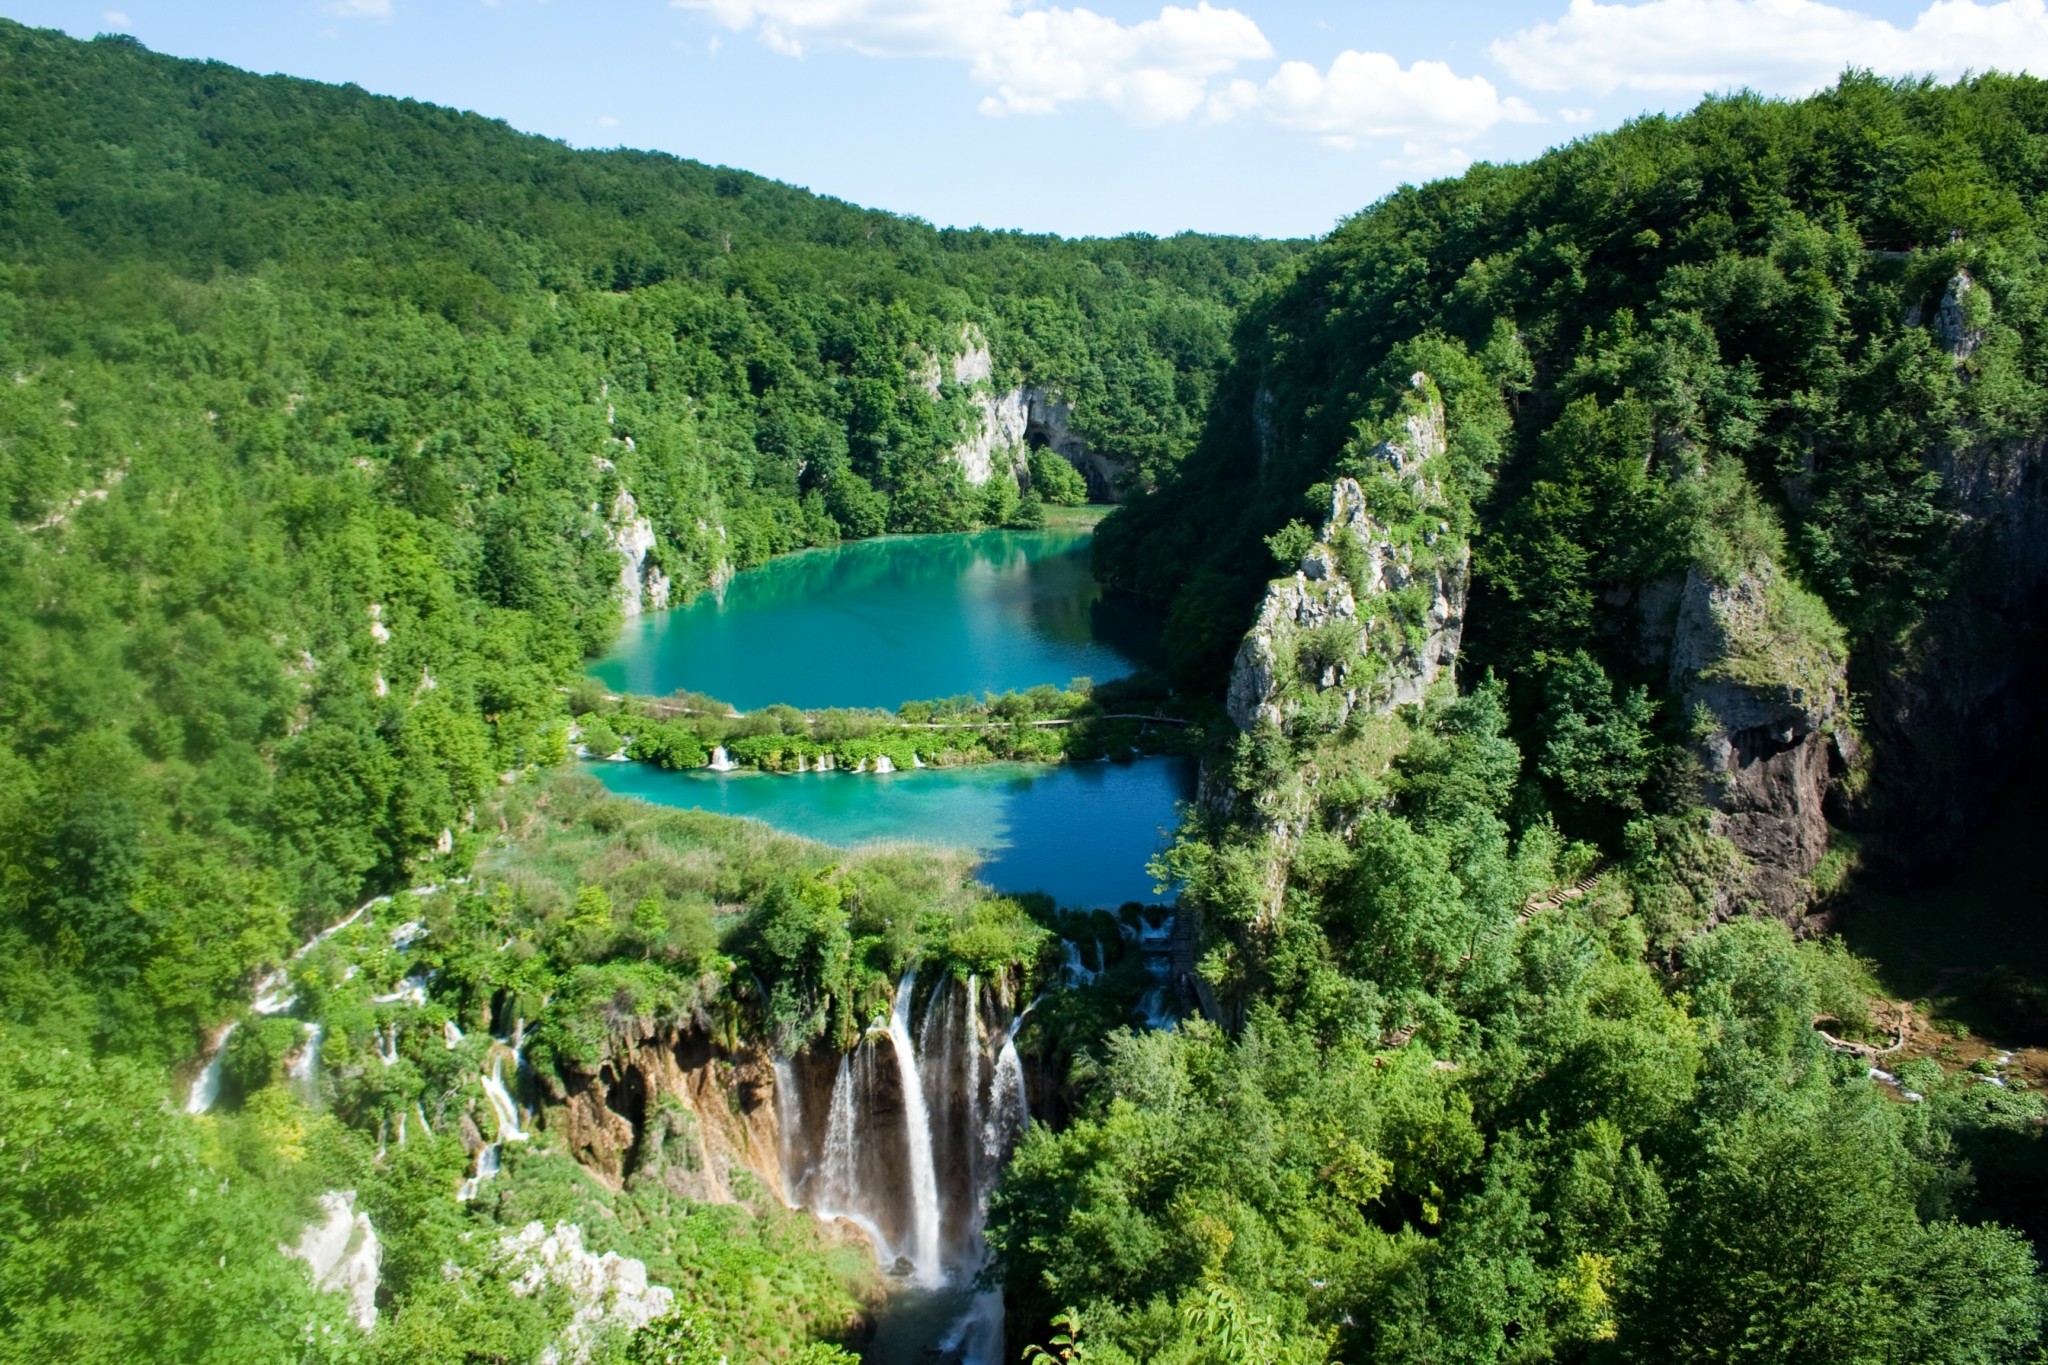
<box><xmin>0</xmin><ymin>20</ymin><xmax>1293</xmax><ymax>1061</ymax></box>
<box><xmin>1051</xmin><ymin>69</ymin><xmax>2048</xmax><ymax>1361</ymax></box>
<box><xmin>4</xmin><ymin>16</ymin><xmax>2048</xmax><ymax>1365</ymax></box>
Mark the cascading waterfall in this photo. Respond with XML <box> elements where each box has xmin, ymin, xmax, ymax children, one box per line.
<box><xmin>772</xmin><ymin>970</ymin><xmax>1035</xmax><ymax>1361</ymax></box>
<box><xmin>808</xmin><ymin>1050</ymin><xmax>894</xmax><ymax>1260</ymax></box>
<box><xmin>887</xmin><ymin>972</ymin><xmax>945</xmax><ymax>1289</ymax></box>
<box><xmin>185</xmin><ymin>1022</ymin><xmax>237</xmax><ymax>1114</ymax></box>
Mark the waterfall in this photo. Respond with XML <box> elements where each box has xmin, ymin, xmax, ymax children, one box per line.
<box><xmin>481</xmin><ymin>1047</ymin><xmax>526</xmax><ymax>1141</ymax></box>
<box><xmin>809</xmin><ymin>1051</ymin><xmax>893</xmax><ymax>1260</ymax></box>
<box><xmin>288</xmin><ymin>1022</ymin><xmax>324</xmax><ymax>1103</ymax></box>
<box><xmin>771</xmin><ymin>1056</ymin><xmax>801</xmax><ymax>1207</ymax></box>
<box><xmin>707</xmin><ymin>745</ymin><xmax>737</xmax><ymax>772</ymax></box>
<box><xmin>888</xmin><ymin>972</ymin><xmax>945</xmax><ymax>1289</ymax></box>
<box><xmin>458</xmin><ymin>1141</ymin><xmax>501</xmax><ymax>1202</ymax></box>
<box><xmin>185</xmin><ymin>1022</ymin><xmax>236</xmax><ymax>1114</ymax></box>
<box><xmin>962</xmin><ymin>975</ymin><xmax>985</xmax><ymax>1200</ymax></box>
<box><xmin>770</xmin><ymin>970</ymin><xmax>1035</xmax><ymax>1357</ymax></box>
<box><xmin>873</xmin><ymin>754</ymin><xmax>895</xmax><ymax>774</ymax></box>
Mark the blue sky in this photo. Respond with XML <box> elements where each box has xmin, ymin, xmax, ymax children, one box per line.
<box><xmin>3</xmin><ymin>0</ymin><xmax>2041</xmax><ymax>238</ymax></box>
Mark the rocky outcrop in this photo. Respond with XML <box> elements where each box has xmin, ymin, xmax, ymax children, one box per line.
<box><xmin>607</xmin><ymin>488</ymin><xmax>671</xmax><ymax>617</ymax></box>
<box><xmin>1666</xmin><ymin>562</ymin><xmax>1849</xmax><ymax>918</ymax></box>
<box><xmin>541</xmin><ymin>1022</ymin><xmax>788</xmax><ymax>1206</ymax></box>
<box><xmin>287</xmin><ymin>1190</ymin><xmax>380</xmax><ymax>1331</ymax></box>
<box><xmin>1226</xmin><ymin>376</ymin><xmax>1467</xmax><ymax>733</ymax></box>
<box><xmin>937</xmin><ymin>328</ymin><xmax>1126</xmax><ymax>501</ymax></box>
<box><xmin>499</xmin><ymin>1221</ymin><xmax>674</xmax><ymax>1365</ymax></box>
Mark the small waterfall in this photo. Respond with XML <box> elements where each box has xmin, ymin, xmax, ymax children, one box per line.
<box><xmin>771</xmin><ymin>1056</ymin><xmax>801</xmax><ymax>1207</ymax></box>
<box><xmin>888</xmin><ymin>972</ymin><xmax>945</xmax><ymax>1289</ymax></box>
<box><xmin>809</xmin><ymin>1050</ymin><xmax>893</xmax><ymax>1259</ymax></box>
<box><xmin>707</xmin><ymin>745</ymin><xmax>738</xmax><ymax>772</ymax></box>
<box><xmin>185</xmin><ymin>1022</ymin><xmax>237</xmax><ymax>1114</ymax></box>
<box><xmin>873</xmin><ymin>754</ymin><xmax>896</xmax><ymax>774</ymax></box>
<box><xmin>457</xmin><ymin>1141</ymin><xmax>501</xmax><ymax>1202</ymax></box>
<box><xmin>288</xmin><ymin>1022</ymin><xmax>324</xmax><ymax>1103</ymax></box>
<box><xmin>481</xmin><ymin>1047</ymin><xmax>526</xmax><ymax>1141</ymax></box>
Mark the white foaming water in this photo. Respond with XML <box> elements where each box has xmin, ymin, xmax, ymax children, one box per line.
<box><xmin>888</xmin><ymin>972</ymin><xmax>945</xmax><ymax>1288</ymax></box>
<box><xmin>481</xmin><ymin>1048</ymin><xmax>526</xmax><ymax>1141</ymax></box>
<box><xmin>770</xmin><ymin>1055</ymin><xmax>801</xmax><ymax>1207</ymax></box>
<box><xmin>185</xmin><ymin>1021</ymin><xmax>236</xmax><ymax>1114</ymax></box>
<box><xmin>809</xmin><ymin>1050</ymin><xmax>895</xmax><ymax>1262</ymax></box>
<box><xmin>458</xmin><ymin>1141</ymin><xmax>501</xmax><ymax>1202</ymax></box>
<box><xmin>707</xmin><ymin>745</ymin><xmax>738</xmax><ymax>772</ymax></box>
<box><xmin>288</xmin><ymin>1022</ymin><xmax>324</xmax><ymax>1102</ymax></box>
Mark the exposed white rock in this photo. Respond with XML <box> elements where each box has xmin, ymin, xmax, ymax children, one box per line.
<box><xmin>499</xmin><ymin>1221</ymin><xmax>675</xmax><ymax>1365</ymax></box>
<box><xmin>1935</xmin><ymin>269</ymin><xmax>1985</xmax><ymax>361</ymax></box>
<box><xmin>368</xmin><ymin>603</ymin><xmax>391</xmax><ymax>645</ymax></box>
<box><xmin>936</xmin><ymin>326</ymin><xmax>1123</xmax><ymax>498</ymax></box>
<box><xmin>287</xmin><ymin>1191</ymin><xmax>381</xmax><ymax>1331</ymax></box>
<box><xmin>1226</xmin><ymin>377</ymin><xmax>1465</xmax><ymax>732</ymax></box>
<box><xmin>608</xmin><ymin>488</ymin><xmax>671</xmax><ymax>617</ymax></box>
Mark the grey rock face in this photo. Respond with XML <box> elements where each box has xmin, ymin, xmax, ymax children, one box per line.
<box><xmin>1667</xmin><ymin>563</ymin><xmax>1847</xmax><ymax>918</ymax></box>
<box><xmin>1226</xmin><ymin>378</ymin><xmax>1465</xmax><ymax>733</ymax></box>
<box><xmin>1934</xmin><ymin>270</ymin><xmax>1984</xmax><ymax>361</ymax></box>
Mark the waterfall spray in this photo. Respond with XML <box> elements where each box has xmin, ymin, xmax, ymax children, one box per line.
<box><xmin>887</xmin><ymin>971</ymin><xmax>945</xmax><ymax>1288</ymax></box>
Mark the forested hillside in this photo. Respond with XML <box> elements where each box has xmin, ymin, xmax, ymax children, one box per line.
<box><xmin>0</xmin><ymin>20</ymin><xmax>1294</xmax><ymax>1061</ymax></box>
<box><xmin>6</xmin><ymin>16</ymin><xmax>2048</xmax><ymax>1365</ymax></box>
<box><xmin>1026</xmin><ymin>70</ymin><xmax>2048</xmax><ymax>1361</ymax></box>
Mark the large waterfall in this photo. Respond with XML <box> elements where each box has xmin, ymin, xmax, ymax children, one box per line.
<box><xmin>781</xmin><ymin>968</ymin><xmax>1034</xmax><ymax>1363</ymax></box>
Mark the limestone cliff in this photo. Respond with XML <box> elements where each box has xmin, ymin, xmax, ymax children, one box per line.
<box><xmin>1664</xmin><ymin>560</ymin><xmax>1850</xmax><ymax>917</ymax></box>
<box><xmin>539</xmin><ymin>1019</ymin><xmax>788</xmax><ymax>1206</ymax></box>
<box><xmin>1226</xmin><ymin>375</ymin><xmax>1467</xmax><ymax>735</ymax></box>
<box><xmin>937</xmin><ymin>327</ymin><xmax>1126</xmax><ymax>501</ymax></box>
<box><xmin>606</xmin><ymin>487</ymin><xmax>671</xmax><ymax>618</ymax></box>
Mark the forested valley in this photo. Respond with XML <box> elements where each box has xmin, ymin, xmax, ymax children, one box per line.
<box><xmin>3</xmin><ymin>17</ymin><xmax>2047</xmax><ymax>1365</ymax></box>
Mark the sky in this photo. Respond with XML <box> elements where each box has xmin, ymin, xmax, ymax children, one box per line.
<box><xmin>5</xmin><ymin>0</ymin><xmax>2047</xmax><ymax>238</ymax></box>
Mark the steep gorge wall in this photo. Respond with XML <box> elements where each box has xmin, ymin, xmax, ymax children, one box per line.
<box><xmin>937</xmin><ymin>330</ymin><xmax>1126</xmax><ymax>503</ymax></box>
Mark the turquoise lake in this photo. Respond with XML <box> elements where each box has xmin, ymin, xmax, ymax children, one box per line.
<box><xmin>582</xmin><ymin>757</ymin><xmax>1193</xmax><ymax>910</ymax></box>
<box><xmin>587</xmin><ymin>524</ymin><xmax>1186</xmax><ymax>908</ymax></box>
<box><xmin>590</xmin><ymin>526</ymin><xmax>1162</xmax><ymax>710</ymax></box>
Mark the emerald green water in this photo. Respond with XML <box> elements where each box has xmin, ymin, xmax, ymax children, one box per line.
<box><xmin>583</xmin><ymin>757</ymin><xmax>1192</xmax><ymax>910</ymax></box>
<box><xmin>590</xmin><ymin>528</ymin><xmax>1162</xmax><ymax>710</ymax></box>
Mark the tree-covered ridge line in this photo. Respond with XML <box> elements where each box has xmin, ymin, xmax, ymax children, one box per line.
<box><xmin>1099</xmin><ymin>68</ymin><xmax>2048</xmax><ymax>873</ymax></box>
<box><xmin>0</xmin><ymin>17</ymin><xmax>1296</xmax><ymax>1067</ymax></box>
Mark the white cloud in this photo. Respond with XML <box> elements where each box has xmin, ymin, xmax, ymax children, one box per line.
<box><xmin>103</xmin><ymin>10</ymin><xmax>132</xmax><ymax>28</ymax></box>
<box><xmin>1382</xmin><ymin>141</ymin><xmax>1477</xmax><ymax>177</ymax></box>
<box><xmin>671</xmin><ymin>0</ymin><xmax>1273</xmax><ymax>123</ymax></box>
<box><xmin>1210</xmin><ymin>50</ymin><xmax>1536</xmax><ymax>149</ymax></box>
<box><xmin>327</xmin><ymin>0</ymin><xmax>394</xmax><ymax>18</ymax></box>
<box><xmin>1494</xmin><ymin>0</ymin><xmax>2048</xmax><ymax>96</ymax></box>
<box><xmin>598</xmin><ymin>115</ymin><xmax>620</xmax><ymax>126</ymax></box>
<box><xmin>1558</xmin><ymin>105</ymin><xmax>1595</xmax><ymax>121</ymax></box>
